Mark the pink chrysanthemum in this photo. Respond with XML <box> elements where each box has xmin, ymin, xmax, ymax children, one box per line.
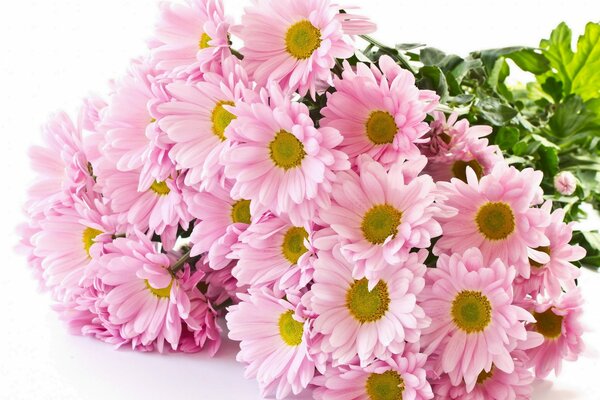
<box><xmin>434</xmin><ymin>163</ymin><xmax>551</xmax><ymax>278</ymax></box>
<box><xmin>158</xmin><ymin>57</ymin><xmax>250</xmax><ymax>188</ymax></box>
<box><xmin>79</xmin><ymin>95</ymin><xmax>108</xmax><ymax>167</ymax></box>
<box><xmin>97</xmin><ymin>231</ymin><xmax>194</xmax><ymax>352</ymax></box>
<box><xmin>222</xmin><ymin>84</ymin><xmax>350</xmax><ymax>226</ymax></box>
<box><xmin>196</xmin><ymin>257</ymin><xmax>243</xmax><ymax>306</ymax></box>
<box><xmin>232</xmin><ymin>213</ymin><xmax>314</xmax><ymax>292</ymax></box>
<box><xmin>554</xmin><ymin>171</ymin><xmax>577</xmax><ymax>196</ymax></box>
<box><xmin>313</xmin><ymin>350</ymin><xmax>433</xmax><ymax>400</ymax></box>
<box><xmin>431</xmin><ymin>351</ymin><xmax>534</xmax><ymax>400</ymax></box>
<box><xmin>321</xmin><ymin>55</ymin><xmax>438</xmax><ymax>166</ymax></box>
<box><xmin>310</xmin><ymin>246</ymin><xmax>430</xmax><ymax>366</ymax></box>
<box><xmin>236</xmin><ymin>0</ymin><xmax>375</xmax><ymax>97</ymax></box>
<box><xmin>319</xmin><ymin>154</ymin><xmax>441</xmax><ymax>281</ymax></box>
<box><xmin>150</xmin><ymin>0</ymin><xmax>231</xmax><ymax>73</ymax></box>
<box><xmin>226</xmin><ymin>288</ymin><xmax>315</xmax><ymax>399</ymax></box>
<box><xmin>420</xmin><ymin>247</ymin><xmax>541</xmax><ymax>392</ymax></box>
<box><xmin>525</xmin><ymin>289</ymin><xmax>585</xmax><ymax>378</ymax></box>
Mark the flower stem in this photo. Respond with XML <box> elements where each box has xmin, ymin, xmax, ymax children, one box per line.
<box><xmin>231</xmin><ymin>48</ymin><xmax>244</xmax><ymax>60</ymax></box>
<box><xmin>169</xmin><ymin>249</ymin><xmax>191</xmax><ymax>275</ymax></box>
<box><xmin>359</xmin><ymin>35</ymin><xmax>416</xmax><ymax>74</ymax></box>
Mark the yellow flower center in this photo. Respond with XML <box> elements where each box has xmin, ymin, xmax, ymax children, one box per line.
<box><xmin>451</xmin><ymin>290</ymin><xmax>492</xmax><ymax>333</ymax></box>
<box><xmin>475</xmin><ymin>201</ymin><xmax>515</xmax><ymax>241</ymax></box>
<box><xmin>361</xmin><ymin>204</ymin><xmax>403</xmax><ymax>245</ymax></box>
<box><xmin>82</xmin><ymin>227</ymin><xmax>103</xmax><ymax>257</ymax></box>
<box><xmin>199</xmin><ymin>33</ymin><xmax>212</xmax><ymax>49</ymax></box>
<box><xmin>150</xmin><ymin>180</ymin><xmax>171</xmax><ymax>196</ymax></box>
<box><xmin>285</xmin><ymin>20</ymin><xmax>321</xmax><ymax>60</ymax></box>
<box><xmin>230</xmin><ymin>199</ymin><xmax>251</xmax><ymax>224</ymax></box>
<box><xmin>211</xmin><ymin>100</ymin><xmax>236</xmax><ymax>141</ymax></box>
<box><xmin>346</xmin><ymin>278</ymin><xmax>390</xmax><ymax>323</ymax></box>
<box><xmin>281</xmin><ymin>226</ymin><xmax>309</xmax><ymax>264</ymax></box>
<box><xmin>365</xmin><ymin>370</ymin><xmax>405</xmax><ymax>400</ymax></box>
<box><xmin>534</xmin><ymin>309</ymin><xmax>563</xmax><ymax>339</ymax></box>
<box><xmin>365</xmin><ymin>111</ymin><xmax>397</xmax><ymax>145</ymax></box>
<box><xmin>278</xmin><ymin>310</ymin><xmax>304</xmax><ymax>346</ymax></box>
<box><xmin>145</xmin><ymin>278</ymin><xmax>173</xmax><ymax>298</ymax></box>
<box><xmin>269</xmin><ymin>130</ymin><xmax>306</xmax><ymax>170</ymax></box>
<box><xmin>476</xmin><ymin>367</ymin><xmax>494</xmax><ymax>385</ymax></box>
<box><xmin>530</xmin><ymin>246</ymin><xmax>551</xmax><ymax>268</ymax></box>
<box><xmin>452</xmin><ymin>159</ymin><xmax>484</xmax><ymax>182</ymax></box>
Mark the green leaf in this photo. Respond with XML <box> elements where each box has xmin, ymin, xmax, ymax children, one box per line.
<box><xmin>494</xmin><ymin>126</ymin><xmax>520</xmax><ymax>150</ymax></box>
<box><xmin>538</xmin><ymin>146</ymin><xmax>559</xmax><ymax>176</ymax></box>
<box><xmin>512</xmin><ymin>140</ymin><xmax>529</xmax><ymax>156</ymax></box>
<box><xmin>476</xmin><ymin>97</ymin><xmax>518</xmax><ymax>125</ymax></box>
<box><xmin>548</xmin><ymin>95</ymin><xmax>599</xmax><ymax>138</ymax></box>
<box><xmin>478</xmin><ymin>47</ymin><xmax>525</xmax><ymax>73</ymax></box>
<box><xmin>507</xmin><ymin>49</ymin><xmax>551</xmax><ymax>74</ymax></box>
<box><xmin>541</xmin><ymin>76</ymin><xmax>563</xmax><ymax>103</ymax></box>
<box><xmin>416</xmin><ymin>66</ymin><xmax>449</xmax><ymax>101</ymax></box>
<box><xmin>420</xmin><ymin>48</ymin><xmax>447</xmax><ymax>66</ymax></box>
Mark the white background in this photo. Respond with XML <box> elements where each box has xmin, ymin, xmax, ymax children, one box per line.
<box><xmin>1</xmin><ymin>1</ymin><xmax>599</xmax><ymax>399</ymax></box>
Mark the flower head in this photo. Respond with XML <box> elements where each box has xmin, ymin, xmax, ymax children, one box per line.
<box><xmin>554</xmin><ymin>171</ymin><xmax>577</xmax><ymax>196</ymax></box>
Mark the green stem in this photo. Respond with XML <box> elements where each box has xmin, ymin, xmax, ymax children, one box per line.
<box><xmin>169</xmin><ymin>249</ymin><xmax>191</xmax><ymax>275</ymax></box>
<box><xmin>359</xmin><ymin>35</ymin><xmax>416</xmax><ymax>74</ymax></box>
<box><xmin>231</xmin><ymin>48</ymin><xmax>244</xmax><ymax>60</ymax></box>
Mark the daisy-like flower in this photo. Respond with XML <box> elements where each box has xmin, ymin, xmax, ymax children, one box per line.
<box><xmin>516</xmin><ymin>203</ymin><xmax>585</xmax><ymax>298</ymax></box>
<box><xmin>196</xmin><ymin>257</ymin><xmax>242</xmax><ymax>306</ymax></box>
<box><xmin>525</xmin><ymin>289</ymin><xmax>585</xmax><ymax>378</ymax></box>
<box><xmin>313</xmin><ymin>350</ymin><xmax>433</xmax><ymax>400</ymax></box>
<box><xmin>319</xmin><ymin>154</ymin><xmax>441</xmax><ymax>281</ymax></box>
<box><xmin>434</xmin><ymin>163</ymin><xmax>551</xmax><ymax>278</ymax></box>
<box><xmin>236</xmin><ymin>0</ymin><xmax>375</xmax><ymax>97</ymax></box>
<box><xmin>321</xmin><ymin>55</ymin><xmax>438</xmax><ymax>166</ymax></box>
<box><xmin>79</xmin><ymin>95</ymin><xmax>108</xmax><ymax>167</ymax></box>
<box><xmin>222</xmin><ymin>83</ymin><xmax>350</xmax><ymax>226</ymax></box>
<box><xmin>158</xmin><ymin>57</ymin><xmax>250</xmax><ymax>188</ymax></box>
<box><xmin>232</xmin><ymin>213</ymin><xmax>314</xmax><ymax>292</ymax></box>
<box><xmin>420</xmin><ymin>247</ymin><xmax>540</xmax><ymax>392</ymax></box>
<box><xmin>431</xmin><ymin>351</ymin><xmax>534</xmax><ymax>400</ymax></box>
<box><xmin>310</xmin><ymin>246</ymin><xmax>430</xmax><ymax>366</ymax></box>
<box><xmin>226</xmin><ymin>288</ymin><xmax>315</xmax><ymax>399</ymax></box>
<box><xmin>150</xmin><ymin>0</ymin><xmax>231</xmax><ymax>73</ymax></box>
<box><xmin>97</xmin><ymin>231</ymin><xmax>193</xmax><ymax>352</ymax></box>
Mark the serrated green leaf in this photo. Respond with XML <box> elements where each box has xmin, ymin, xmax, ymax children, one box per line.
<box><xmin>507</xmin><ymin>49</ymin><xmax>551</xmax><ymax>74</ymax></box>
<box><xmin>538</xmin><ymin>146</ymin><xmax>559</xmax><ymax>176</ymax></box>
<box><xmin>549</xmin><ymin>95</ymin><xmax>599</xmax><ymax>138</ymax></box>
<box><xmin>476</xmin><ymin>97</ymin><xmax>518</xmax><ymax>125</ymax></box>
<box><xmin>495</xmin><ymin>126</ymin><xmax>520</xmax><ymax>150</ymax></box>
<box><xmin>416</xmin><ymin>66</ymin><xmax>449</xmax><ymax>101</ymax></box>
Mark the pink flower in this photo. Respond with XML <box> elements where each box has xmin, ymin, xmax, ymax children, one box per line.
<box><xmin>321</xmin><ymin>55</ymin><xmax>438</xmax><ymax>166</ymax></box>
<box><xmin>236</xmin><ymin>0</ymin><xmax>375</xmax><ymax>97</ymax></box>
<box><xmin>310</xmin><ymin>246</ymin><xmax>430</xmax><ymax>366</ymax></box>
<box><xmin>554</xmin><ymin>171</ymin><xmax>577</xmax><ymax>196</ymax></box>
<box><xmin>434</xmin><ymin>163</ymin><xmax>551</xmax><ymax>278</ymax></box>
<box><xmin>196</xmin><ymin>257</ymin><xmax>243</xmax><ymax>306</ymax></box>
<box><xmin>150</xmin><ymin>0</ymin><xmax>231</xmax><ymax>73</ymax></box>
<box><xmin>223</xmin><ymin>84</ymin><xmax>350</xmax><ymax>226</ymax></box>
<box><xmin>313</xmin><ymin>350</ymin><xmax>433</xmax><ymax>400</ymax></box>
<box><xmin>319</xmin><ymin>154</ymin><xmax>441</xmax><ymax>281</ymax></box>
<box><xmin>525</xmin><ymin>289</ymin><xmax>585</xmax><ymax>378</ymax></box>
<box><xmin>79</xmin><ymin>95</ymin><xmax>108</xmax><ymax>167</ymax></box>
<box><xmin>232</xmin><ymin>213</ymin><xmax>314</xmax><ymax>292</ymax></box>
<box><xmin>226</xmin><ymin>288</ymin><xmax>315</xmax><ymax>399</ymax></box>
<box><xmin>420</xmin><ymin>248</ymin><xmax>541</xmax><ymax>392</ymax></box>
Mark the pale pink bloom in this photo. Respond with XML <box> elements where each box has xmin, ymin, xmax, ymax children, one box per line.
<box><xmin>434</xmin><ymin>163</ymin><xmax>551</xmax><ymax>278</ymax></box>
<box><xmin>150</xmin><ymin>0</ymin><xmax>231</xmax><ymax>73</ymax></box>
<box><xmin>310</xmin><ymin>246</ymin><xmax>430</xmax><ymax>366</ymax></box>
<box><xmin>223</xmin><ymin>84</ymin><xmax>350</xmax><ymax>226</ymax></box>
<box><xmin>100</xmin><ymin>59</ymin><xmax>174</xmax><ymax>190</ymax></box>
<box><xmin>319</xmin><ymin>154</ymin><xmax>441</xmax><ymax>281</ymax></box>
<box><xmin>97</xmin><ymin>231</ymin><xmax>193</xmax><ymax>352</ymax></box>
<box><xmin>226</xmin><ymin>288</ymin><xmax>315</xmax><ymax>399</ymax></box>
<box><xmin>526</xmin><ymin>289</ymin><xmax>585</xmax><ymax>378</ymax></box>
<box><xmin>232</xmin><ymin>213</ymin><xmax>314</xmax><ymax>292</ymax></box>
<box><xmin>16</xmin><ymin>219</ymin><xmax>46</xmax><ymax>289</ymax></box>
<box><xmin>158</xmin><ymin>57</ymin><xmax>250</xmax><ymax>188</ymax></box>
<box><xmin>515</xmin><ymin>203</ymin><xmax>585</xmax><ymax>298</ymax></box>
<box><xmin>321</xmin><ymin>55</ymin><xmax>438</xmax><ymax>166</ymax></box>
<box><xmin>196</xmin><ymin>257</ymin><xmax>243</xmax><ymax>306</ymax></box>
<box><xmin>79</xmin><ymin>94</ymin><xmax>108</xmax><ymax>166</ymax></box>
<box><xmin>554</xmin><ymin>171</ymin><xmax>577</xmax><ymax>196</ymax></box>
<box><xmin>313</xmin><ymin>351</ymin><xmax>433</xmax><ymax>400</ymax></box>
<box><xmin>420</xmin><ymin>248</ymin><xmax>541</xmax><ymax>392</ymax></box>
<box><xmin>431</xmin><ymin>351</ymin><xmax>533</xmax><ymax>400</ymax></box>
<box><xmin>236</xmin><ymin>0</ymin><xmax>375</xmax><ymax>97</ymax></box>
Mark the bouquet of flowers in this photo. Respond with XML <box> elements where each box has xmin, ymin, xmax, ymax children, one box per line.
<box><xmin>19</xmin><ymin>0</ymin><xmax>598</xmax><ymax>399</ymax></box>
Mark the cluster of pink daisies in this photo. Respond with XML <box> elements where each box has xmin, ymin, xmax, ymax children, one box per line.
<box><xmin>19</xmin><ymin>0</ymin><xmax>588</xmax><ymax>399</ymax></box>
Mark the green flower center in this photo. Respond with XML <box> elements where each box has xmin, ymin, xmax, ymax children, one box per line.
<box><xmin>82</xmin><ymin>227</ymin><xmax>102</xmax><ymax>257</ymax></box>
<box><xmin>199</xmin><ymin>33</ymin><xmax>212</xmax><ymax>49</ymax></box>
<box><xmin>230</xmin><ymin>199</ymin><xmax>251</xmax><ymax>224</ymax></box>
<box><xmin>365</xmin><ymin>111</ymin><xmax>397</xmax><ymax>145</ymax></box>
<box><xmin>150</xmin><ymin>180</ymin><xmax>171</xmax><ymax>196</ymax></box>
<box><xmin>145</xmin><ymin>278</ymin><xmax>173</xmax><ymax>298</ymax></box>
<box><xmin>530</xmin><ymin>246</ymin><xmax>551</xmax><ymax>268</ymax></box>
<box><xmin>451</xmin><ymin>290</ymin><xmax>492</xmax><ymax>333</ymax></box>
<box><xmin>476</xmin><ymin>367</ymin><xmax>494</xmax><ymax>385</ymax></box>
<box><xmin>534</xmin><ymin>309</ymin><xmax>563</xmax><ymax>339</ymax></box>
<box><xmin>361</xmin><ymin>204</ymin><xmax>403</xmax><ymax>245</ymax></box>
<box><xmin>269</xmin><ymin>130</ymin><xmax>306</xmax><ymax>170</ymax></box>
<box><xmin>281</xmin><ymin>226</ymin><xmax>309</xmax><ymax>264</ymax></box>
<box><xmin>211</xmin><ymin>100</ymin><xmax>236</xmax><ymax>141</ymax></box>
<box><xmin>452</xmin><ymin>159</ymin><xmax>484</xmax><ymax>183</ymax></box>
<box><xmin>278</xmin><ymin>310</ymin><xmax>304</xmax><ymax>346</ymax></box>
<box><xmin>346</xmin><ymin>278</ymin><xmax>390</xmax><ymax>323</ymax></box>
<box><xmin>475</xmin><ymin>201</ymin><xmax>515</xmax><ymax>241</ymax></box>
<box><xmin>285</xmin><ymin>20</ymin><xmax>321</xmax><ymax>60</ymax></box>
<box><xmin>365</xmin><ymin>370</ymin><xmax>405</xmax><ymax>400</ymax></box>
